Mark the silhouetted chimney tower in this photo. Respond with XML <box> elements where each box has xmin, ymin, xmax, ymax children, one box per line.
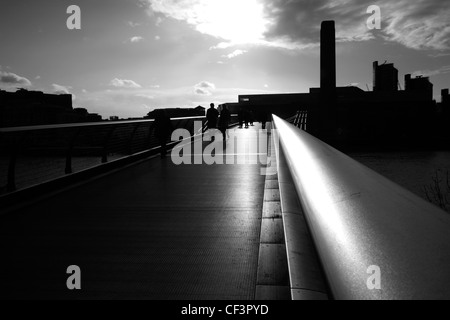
<box><xmin>442</xmin><ymin>89</ymin><xmax>449</xmax><ymax>104</ymax></box>
<box><xmin>320</xmin><ymin>21</ymin><xmax>336</xmax><ymax>94</ymax></box>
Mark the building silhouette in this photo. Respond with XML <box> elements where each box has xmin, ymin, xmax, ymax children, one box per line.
<box><xmin>436</xmin><ymin>88</ymin><xmax>450</xmax><ymax>138</ymax></box>
<box><xmin>442</xmin><ymin>89</ymin><xmax>450</xmax><ymax>105</ymax></box>
<box><xmin>320</xmin><ymin>21</ymin><xmax>336</xmax><ymax>95</ymax></box>
<box><xmin>373</xmin><ymin>61</ymin><xmax>398</xmax><ymax>92</ymax></box>
<box><xmin>405</xmin><ymin>74</ymin><xmax>433</xmax><ymax>100</ymax></box>
<box><xmin>146</xmin><ymin>106</ymin><xmax>205</xmax><ymax>119</ymax></box>
<box><xmin>0</xmin><ymin>89</ymin><xmax>101</xmax><ymax>127</ymax></box>
<box><xmin>222</xmin><ymin>20</ymin><xmax>448</xmax><ymax>148</ymax></box>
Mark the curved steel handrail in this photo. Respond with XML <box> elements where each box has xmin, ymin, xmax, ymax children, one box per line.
<box><xmin>273</xmin><ymin>115</ymin><xmax>450</xmax><ymax>300</ymax></box>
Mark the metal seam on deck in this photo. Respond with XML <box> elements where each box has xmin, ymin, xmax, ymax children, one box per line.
<box><xmin>255</xmin><ymin>132</ymin><xmax>291</xmax><ymax>300</ymax></box>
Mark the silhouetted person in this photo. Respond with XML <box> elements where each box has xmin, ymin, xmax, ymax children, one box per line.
<box><xmin>238</xmin><ymin>108</ymin><xmax>245</xmax><ymax>128</ymax></box>
<box><xmin>218</xmin><ymin>105</ymin><xmax>231</xmax><ymax>140</ymax></box>
<box><xmin>249</xmin><ymin>111</ymin><xmax>254</xmax><ymax>126</ymax></box>
<box><xmin>206</xmin><ymin>103</ymin><xmax>219</xmax><ymax>130</ymax></box>
<box><xmin>244</xmin><ymin>110</ymin><xmax>250</xmax><ymax>128</ymax></box>
<box><xmin>154</xmin><ymin>109</ymin><xmax>173</xmax><ymax>158</ymax></box>
<box><xmin>260</xmin><ymin>111</ymin><xmax>268</xmax><ymax>130</ymax></box>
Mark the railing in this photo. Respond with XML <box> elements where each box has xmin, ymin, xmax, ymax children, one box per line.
<box><xmin>294</xmin><ymin>110</ymin><xmax>308</xmax><ymax>131</ymax></box>
<box><xmin>272</xmin><ymin>115</ymin><xmax>450</xmax><ymax>299</ymax></box>
<box><xmin>0</xmin><ymin>114</ymin><xmax>239</xmax><ymax>194</ymax></box>
<box><xmin>285</xmin><ymin>110</ymin><xmax>308</xmax><ymax>131</ymax></box>
<box><xmin>0</xmin><ymin>117</ymin><xmax>210</xmax><ymax>194</ymax></box>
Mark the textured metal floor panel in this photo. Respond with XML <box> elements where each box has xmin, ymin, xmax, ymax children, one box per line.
<box><xmin>0</xmin><ymin>127</ymin><xmax>266</xmax><ymax>300</ymax></box>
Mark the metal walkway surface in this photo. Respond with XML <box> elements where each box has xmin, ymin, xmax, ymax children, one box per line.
<box><xmin>0</xmin><ymin>125</ymin><xmax>268</xmax><ymax>299</ymax></box>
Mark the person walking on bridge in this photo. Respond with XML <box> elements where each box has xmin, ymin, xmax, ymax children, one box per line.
<box><xmin>206</xmin><ymin>103</ymin><xmax>219</xmax><ymax>130</ymax></box>
<box><xmin>218</xmin><ymin>105</ymin><xmax>231</xmax><ymax>141</ymax></box>
<box><xmin>154</xmin><ymin>109</ymin><xmax>173</xmax><ymax>158</ymax></box>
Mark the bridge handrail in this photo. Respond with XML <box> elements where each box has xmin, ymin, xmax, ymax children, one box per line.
<box><xmin>0</xmin><ymin>116</ymin><xmax>210</xmax><ymax>193</ymax></box>
<box><xmin>272</xmin><ymin>115</ymin><xmax>450</xmax><ymax>299</ymax></box>
<box><xmin>0</xmin><ymin>116</ymin><xmax>206</xmax><ymax>133</ymax></box>
<box><xmin>0</xmin><ymin>114</ymin><xmax>240</xmax><ymax>193</ymax></box>
<box><xmin>0</xmin><ymin>115</ymin><xmax>240</xmax><ymax>133</ymax></box>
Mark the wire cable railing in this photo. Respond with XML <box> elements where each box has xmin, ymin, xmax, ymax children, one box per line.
<box><xmin>0</xmin><ymin>117</ymin><xmax>210</xmax><ymax>194</ymax></box>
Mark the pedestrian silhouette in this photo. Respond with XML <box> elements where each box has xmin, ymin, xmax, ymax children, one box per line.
<box><xmin>206</xmin><ymin>103</ymin><xmax>219</xmax><ymax>130</ymax></box>
<box><xmin>238</xmin><ymin>108</ymin><xmax>244</xmax><ymax>128</ymax></box>
<box><xmin>154</xmin><ymin>109</ymin><xmax>173</xmax><ymax>158</ymax></box>
<box><xmin>218</xmin><ymin>105</ymin><xmax>231</xmax><ymax>141</ymax></box>
<box><xmin>244</xmin><ymin>110</ymin><xmax>250</xmax><ymax>128</ymax></box>
<box><xmin>249</xmin><ymin>110</ymin><xmax>254</xmax><ymax>126</ymax></box>
<box><xmin>260</xmin><ymin>111</ymin><xmax>268</xmax><ymax>130</ymax></box>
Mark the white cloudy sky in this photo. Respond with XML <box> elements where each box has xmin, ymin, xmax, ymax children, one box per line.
<box><xmin>0</xmin><ymin>0</ymin><xmax>449</xmax><ymax>118</ymax></box>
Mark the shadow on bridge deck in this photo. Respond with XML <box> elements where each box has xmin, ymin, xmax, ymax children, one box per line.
<box><xmin>0</xmin><ymin>125</ymin><xmax>269</xmax><ymax>299</ymax></box>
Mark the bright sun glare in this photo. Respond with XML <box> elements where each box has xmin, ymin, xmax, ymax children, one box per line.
<box><xmin>192</xmin><ymin>0</ymin><xmax>269</xmax><ymax>44</ymax></box>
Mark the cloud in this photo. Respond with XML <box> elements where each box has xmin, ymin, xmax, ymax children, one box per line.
<box><xmin>429</xmin><ymin>52</ymin><xmax>450</xmax><ymax>58</ymax></box>
<box><xmin>130</xmin><ymin>36</ymin><xmax>144</xmax><ymax>43</ymax></box>
<box><xmin>155</xmin><ymin>17</ymin><xmax>164</xmax><ymax>27</ymax></box>
<box><xmin>196</xmin><ymin>81</ymin><xmax>215</xmax><ymax>89</ymax></box>
<box><xmin>155</xmin><ymin>35</ymin><xmax>161</xmax><ymax>41</ymax></box>
<box><xmin>263</xmin><ymin>0</ymin><xmax>450</xmax><ymax>50</ymax></box>
<box><xmin>145</xmin><ymin>0</ymin><xmax>269</xmax><ymax>46</ymax></box>
<box><xmin>223</xmin><ymin>50</ymin><xmax>248</xmax><ymax>59</ymax></box>
<box><xmin>0</xmin><ymin>70</ymin><xmax>32</xmax><ymax>86</ymax></box>
<box><xmin>128</xmin><ymin>21</ymin><xmax>141</xmax><ymax>28</ymax></box>
<box><xmin>145</xmin><ymin>0</ymin><xmax>450</xmax><ymax>51</ymax></box>
<box><xmin>51</xmin><ymin>84</ymin><xmax>76</xmax><ymax>100</ymax></box>
<box><xmin>210</xmin><ymin>42</ymin><xmax>234</xmax><ymax>50</ymax></box>
<box><xmin>382</xmin><ymin>0</ymin><xmax>450</xmax><ymax>50</ymax></box>
<box><xmin>110</xmin><ymin>78</ymin><xmax>142</xmax><ymax>88</ymax></box>
<box><xmin>52</xmin><ymin>84</ymin><xmax>77</xmax><ymax>100</ymax></box>
<box><xmin>75</xmin><ymin>84</ymin><xmax>275</xmax><ymax>119</ymax></box>
<box><xmin>194</xmin><ymin>81</ymin><xmax>216</xmax><ymax>95</ymax></box>
<box><xmin>135</xmin><ymin>93</ymin><xmax>155</xmax><ymax>100</ymax></box>
<box><xmin>262</xmin><ymin>0</ymin><xmax>377</xmax><ymax>48</ymax></box>
<box><xmin>52</xmin><ymin>84</ymin><xmax>71</xmax><ymax>94</ymax></box>
<box><xmin>194</xmin><ymin>87</ymin><xmax>211</xmax><ymax>95</ymax></box>
<box><xmin>412</xmin><ymin>65</ymin><xmax>450</xmax><ymax>77</ymax></box>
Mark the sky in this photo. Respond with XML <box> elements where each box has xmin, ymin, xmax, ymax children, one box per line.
<box><xmin>0</xmin><ymin>0</ymin><xmax>449</xmax><ymax>119</ymax></box>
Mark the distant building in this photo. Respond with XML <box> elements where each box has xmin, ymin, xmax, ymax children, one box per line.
<box><xmin>218</xmin><ymin>102</ymin><xmax>240</xmax><ymax>114</ymax></box>
<box><xmin>321</xmin><ymin>21</ymin><xmax>336</xmax><ymax>94</ymax></box>
<box><xmin>194</xmin><ymin>106</ymin><xmax>206</xmax><ymax>115</ymax></box>
<box><xmin>436</xmin><ymin>89</ymin><xmax>450</xmax><ymax>138</ymax></box>
<box><xmin>373</xmin><ymin>61</ymin><xmax>398</xmax><ymax>92</ymax></box>
<box><xmin>0</xmin><ymin>89</ymin><xmax>101</xmax><ymax>127</ymax></box>
<box><xmin>442</xmin><ymin>89</ymin><xmax>450</xmax><ymax>106</ymax></box>
<box><xmin>146</xmin><ymin>106</ymin><xmax>205</xmax><ymax>119</ymax></box>
<box><xmin>405</xmin><ymin>74</ymin><xmax>433</xmax><ymax>101</ymax></box>
<box><xmin>220</xmin><ymin>21</ymin><xmax>447</xmax><ymax>147</ymax></box>
<box><xmin>233</xmin><ymin>61</ymin><xmax>438</xmax><ymax>147</ymax></box>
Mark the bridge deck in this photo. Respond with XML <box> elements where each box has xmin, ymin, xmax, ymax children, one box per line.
<box><xmin>0</xmin><ymin>125</ymin><xmax>269</xmax><ymax>299</ymax></box>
